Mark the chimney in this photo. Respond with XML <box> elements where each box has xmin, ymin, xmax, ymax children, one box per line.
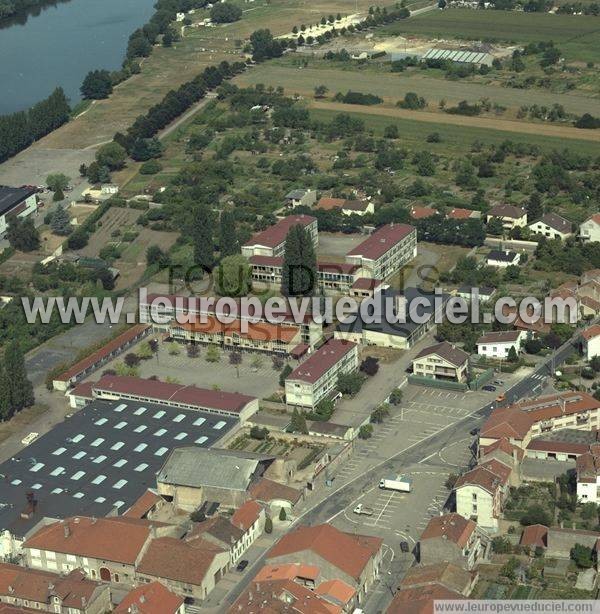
<box><xmin>64</xmin><ymin>523</ymin><xmax>70</xmax><ymax>538</ymax></box>
<box><xmin>91</xmin><ymin>517</ymin><xmax>97</xmax><ymax>524</ymax></box>
<box><xmin>81</xmin><ymin>597</ymin><xmax>87</xmax><ymax>608</ymax></box>
<box><xmin>48</xmin><ymin>582</ymin><xmax>55</xmax><ymax>593</ymax></box>
<box><xmin>140</xmin><ymin>595</ymin><xmax>145</xmax><ymax>604</ymax></box>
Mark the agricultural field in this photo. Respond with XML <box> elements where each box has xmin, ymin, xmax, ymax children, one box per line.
<box><xmin>379</xmin><ymin>9</ymin><xmax>600</xmax><ymax>64</ymax></box>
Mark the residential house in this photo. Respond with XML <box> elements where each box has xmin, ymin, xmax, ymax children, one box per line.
<box><xmin>0</xmin><ymin>186</ymin><xmax>38</xmax><ymax>236</ymax></box>
<box><xmin>580</xmin><ymin>214</ymin><xmax>600</xmax><ymax>243</ymax></box>
<box><xmin>0</xmin><ymin>564</ymin><xmax>110</xmax><ymax>614</ymax></box>
<box><xmin>519</xmin><ymin>524</ymin><xmax>548</xmax><ymax>551</ymax></box>
<box><xmin>528</xmin><ymin>213</ymin><xmax>573</xmax><ymax>240</ymax></box>
<box><xmin>576</xmin><ymin>444</ymin><xmax>600</xmax><ymax>503</ymax></box>
<box><xmin>419</xmin><ymin>513</ymin><xmax>489</xmax><ymax>570</ymax></box>
<box><xmin>285</xmin><ymin>189</ymin><xmax>317</xmax><ymax>209</ymax></box>
<box><xmin>411</xmin><ymin>341</ymin><xmax>469</xmax><ymax>383</ymax></box>
<box><xmin>386</xmin><ymin>584</ymin><xmax>466</xmax><ymax>614</ymax></box>
<box><xmin>447</xmin><ymin>208</ymin><xmax>481</xmax><ymax>220</ymax></box>
<box><xmin>410</xmin><ymin>206</ymin><xmax>437</xmax><ymax>220</ymax></box>
<box><xmin>316</xmin><ymin>197</ymin><xmax>374</xmax><ymax>216</ymax></box>
<box><xmin>230</xmin><ymin>499</ymin><xmax>265</xmax><ymax>553</ymax></box>
<box><xmin>248</xmin><ymin>477</ymin><xmax>304</xmax><ymax>516</ymax></box>
<box><xmin>478</xmin><ymin>437</ymin><xmax>523</xmax><ymax>473</ymax></box>
<box><xmin>479</xmin><ymin>391</ymin><xmax>600</xmax><ymax>450</ymax></box>
<box><xmin>22</xmin><ymin>516</ymin><xmax>178</xmax><ymax>586</ymax></box>
<box><xmin>345</xmin><ymin>223</ymin><xmax>417</xmax><ymax>280</ymax></box>
<box><xmin>486</xmin><ymin>204</ymin><xmax>527</xmax><ymax>231</ymax></box>
<box><xmin>115</xmin><ymin>582</ymin><xmax>185</xmax><ymax>614</ymax></box>
<box><xmin>265</xmin><ymin>524</ymin><xmax>383</xmax><ymax>605</ymax></box>
<box><xmin>454</xmin><ymin>458</ymin><xmax>512</xmax><ymax>530</ymax></box>
<box><xmin>476</xmin><ymin>330</ymin><xmax>525</xmax><ymax>360</ymax></box>
<box><xmin>486</xmin><ymin>250</ymin><xmax>520</xmax><ymax>268</ymax></box>
<box><xmin>241</xmin><ymin>215</ymin><xmax>318</xmax><ymax>258</ymax></box>
<box><xmin>400</xmin><ymin>562</ymin><xmax>477</xmax><ymax>596</ymax></box>
<box><xmin>285</xmin><ymin>339</ymin><xmax>359</xmax><ymax>409</ymax></box>
<box><xmin>581</xmin><ymin>324</ymin><xmax>600</xmax><ymax>361</ymax></box>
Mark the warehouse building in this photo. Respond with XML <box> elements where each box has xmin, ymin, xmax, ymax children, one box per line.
<box><xmin>422</xmin><ymin>48</ymin><xmax>493</xmax><ymax>67</ymax></box>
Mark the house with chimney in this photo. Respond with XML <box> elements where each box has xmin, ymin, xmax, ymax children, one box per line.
<box><xmin>419</xmin><ymin>513</ymin><xmax>489</xmax><ymax>570</ymax></box>
<box><xmin>0</xmin><ymin>563</ymin><xmax>110</xmax><ymax>614</ymax></box>
<box><xmin>115</xmin><ymin>581</ymin><xmax>185</xmax><ymax>614</ymax></box>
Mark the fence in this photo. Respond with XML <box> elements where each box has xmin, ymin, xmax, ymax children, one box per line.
<box><xmin>407</xmin><ymin>374</ymin><xmax>468</xmax><ymax>391</ymax></box>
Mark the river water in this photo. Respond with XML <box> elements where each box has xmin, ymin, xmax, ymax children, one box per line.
<box><xmin>0</xmin><ymin>0</ymin><xmax>156</xmax><ymax>115</ymax></box>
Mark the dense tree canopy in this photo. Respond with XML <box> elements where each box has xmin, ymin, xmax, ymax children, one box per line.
<box><xmin>80</xmin><ymin>70</ymin><xmax>113</xmax><ymax>100</ymax></box>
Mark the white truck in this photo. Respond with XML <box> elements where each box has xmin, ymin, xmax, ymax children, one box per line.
<box><xmin>379</xmin><ymin>475</ymin><xmax>412</xmax><ymax>492</ymax></box>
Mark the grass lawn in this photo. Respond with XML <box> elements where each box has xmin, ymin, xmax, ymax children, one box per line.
<box><xmin>379</xmin><ymin>9</ymin><xmax>600</xmax><ymax>63</ymax></box>
<box><xmin>0</xmin><ymin>404</ymin><xmax>47</xmax><ymax>444</ymax></box>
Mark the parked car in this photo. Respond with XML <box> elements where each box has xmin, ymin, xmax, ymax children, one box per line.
<box><xmin>482</xmin><ymin>385</ymin><xmax>496</xmax><ymax>392</ymax></box>
<box><xmin>21</xmin><ymin>432</ymin><xmax>38</xmax><ymax>446</ymax></box>
<box><xmin>400</xmin><ymin>541</ymin><xmax>410</xmax><ymax>553</ymax></box>
<box><xmin>236</xmin><ymin>560</ymin><xmax>249</xmax><ymax>572</ymax></box>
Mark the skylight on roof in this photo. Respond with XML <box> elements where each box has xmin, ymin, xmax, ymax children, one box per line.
<box><xmin>10</xmin><ymin>479</ymin><xmax>21</xmax><ymax>486</ymax></box>
<box><xmin>154</xmin><ymin>428</ymin><xmax>167</xmax><ymax>437</ymax></box>
<box><xmin>50</xmin><ymin>467</ymin><xmax>65</xmax><ymax>477</ymax></box>
<box><xmin>174</xmin><ymin>432</ymin><xmax>187</xmax><ymax>441</ymax></box>
<box><xmin>71</xmin><ymin>471</ymin><xmax>85</xmax><ymax>480</ymax></box>
<box><xmin>173</xmin><ymin>414</ymin><xmax>186</xmax><ymax>423</ymax></box>
<box><xmin>31</xmin><ymin>483</ymin><xmax>42</xmax><ymax>490</ymax></box>
<box><xmin>94</xmin><ymin>418</ymin><xmax>108</xmax><ymax>426</ymax></box>
<box><xmin>72</xmin><ymin>451</ymin><xmax>86</xmax><ymax>460</ymax></box>
<box><xmin>113</xmin><ymin>500</ymin><xmax>125</xmax><ymax>509</ymax></box>
<box><xmin>52</xmin><ymin>447</ymin><xmax>66</xmax><ymax>456</ymax></box>
<box><xmin>134</xmin><ymin>463</ymin><xmax>148</xmax><ymax>472</ymax></box>
<box><xmin>114</xmin><ymin>403</ymin><xmax>127</xmax><ymax>412</ymax></box>
<box><xmin>213</xmin><ymin>421</ymin><xmax>226</xmax><ymax>430</ymax></box>
<box><xmin>73</xmin><ymin>492</ymin><xmax>85</xmax><ymax>499</ymax></box>
<box><xmin>134</xmin><ymin>443</ymin><xmax>148</xmax><ymax>452</ymax></box>
<box><xmin>51</xmin><ymin>488</ymin><xmax>63</xmax><ymax>494</ymax></box>
<box><xmin>134</xmin><ymin>425</ymin><xmax>147</xmax><ymax>433</ymax></box>
<box><xmin>93</xmin><ymin>455</ymin><xmax>107</xmax><ymax>464</ymax></box>
<box><xmin>193</xmin><ymin>417</ymin><xmax>206</xmax><ymax>426</ymax></box>
<box><xmin>92</xmin><ymin>475</ymin><xmax>106</xmax><ymax>485</ymax></box>
<box><xmin>155</xmin><ymin>447</ymin><xmax>168</xmax><ymax>457</ymax></box>
<box><xmin>113</xmin><ymin>459</ymin><xmax>127</xmax><ymax>468</ymax></box>
<box><xmin>114</xmin><ymin>421</ymin><xmax>127</xmax><ymax>430</ymax></box>
<box><xmin>134</xmin><ymin>407</ymin><xmax>147</xmax><ymax>415</ymax></box>
<box><xmin>91</xmin><ymin>438</ymin><xmax>104</xmax><ymax>447</ymax></box>
<box><xmin>30</xmin><ymin>462</ymin><xmax>44</xmax><ymax>473</ymax></box>
<box><xmin>95</xmin><ymin>496</ymin><xmax>106</xmax><ymax>503</ymax></box>
<box><xmin>113</xmin><ymin>479</ymin><xmax>127</xmax><ymax>490</ymax></box>
<box><xmin>111</xmin><ymin>441</ymin><xmax>125</xmax><ymax>451</ymax></box>
<box><xmin>195</xmin><ymin>436</ymin><xmax>208</xmax><ymax>445</ymax></box>
<box><xmin>71</xmin><ymin>434</ymin><xmax>85</xmax><ymax>443</ymax></box>
<box><xmin>153</xmin><ymin>410</ymin><xmax>166</xmax><ymax>419</ymax></box>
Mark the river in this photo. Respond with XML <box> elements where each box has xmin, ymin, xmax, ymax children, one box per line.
<box><xmin>0</xmin><ymin>0</ymin><xmax>157</xmax><ymax>115</ymax></box>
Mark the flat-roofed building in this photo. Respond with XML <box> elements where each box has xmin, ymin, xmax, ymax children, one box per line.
<box><xmin>285</xmin><ymin>340</ymin><xmax>359</xmax><ymax>409</ymax></box>
<box><xmin>241</xmin><ymin>215</ymin><xmax>317</xmax><ymax>258</ymax></box>
<box><xmin>345</xmin><ymin>223</ymin><xmax>417</xmax><ymax>280</ymax></box>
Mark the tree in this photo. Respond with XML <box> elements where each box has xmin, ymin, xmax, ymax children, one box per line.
<box><xmin>290</xmin><ymin>408</ymin><xmax>308</xmax><ymax>434</ymax></box>
<box><xmin>500</xmin><ymin>557</ymin><xmax>519</xmax><ymax>580</ymax></box>
<box><xmin>279</xmin><ymin>364</ymin><xmax>292</xmax><ymax>386</ymax></box>
<box><xmin>168</xmin><ymin>342</ymin><xmax>180</xmax><ymax>355</ymax></box>
<box><xmin>162</xmin><ymin>26</ymin><xmax>178</xmax><ymax>47</ymax></box>
<box><xmin>278</xmin><ymin>507</ymin><xmax>287</xmax><ymax>521</ymax></box>
<box><xmin>384</xmin><ymin>124</ymin><xmax>399</xmax><ymax>139</ymax></box>
<box><xmin>215</xmin><ymin>255</ymin><xmax>252</xmax><ymax>297</ymax></box>
<box><xmin>314</xmin><ymin>84</ymin><xmax>328</xmax><ymax>99</ymax></box>
<box><xmin>146</xmin><ymin>245</ymin><xmax>168</xmax><ymax>267</ymax></box>
<box><xmin>124</xmin><ymin>353</ymin><xmax>140</xmax><ymax>367</ymax></box>
<box><xmin>397</xmin><ymin>92</ymin><xmax>426</xmax><ymax>110</ymax></box>
<box><xmin>371</xmin><ymin>403</ymin><xmax>390</xmax><ymax>423</ymax></box>
<box><xmin>96</xmin><ymin>142</ymin><xmax>127</xmax><ymax>171</ymax></box>
<box><xmin>445</xmin><ymin>474</ymin><xmax>458</xmax><ymax>489</ymax></box>
<box><xmin>492</xmin><ymin>536</ymin><xmax>512</xmax><ymax>554</ymax></box>
<box><xmin>46</xmin><ymin>173</ymin><xmax>70</xmax><ymax>194</ymax></box>
<box><xmin>272</xmin><ymin>355</ymin><xmax>284</xmax><ymax>371</ymax></box>
<box><xmin>211</xmin><ymin>3</ymin><xmax>242</xmax><ymax>23</ymax></box>
<box><xmin>131</xmin><ymin>137</ymin><xmax>164</xmax><ymax>161</ymax></box>
<box><xmin>507</xmin><ymin>346</ymin><xmax>519</xmax><ymax>363</ymax></box>
<box><xmin>49</xmin><ymin>204</ymin><xmax>71</xmax><ymax>236</ymax></box>
<box><xmin>524</xmin><ymin>338</ymin><xmax>543</xmax><ymax>354</ymax></box>
<box><xmin>527</xmin><ymin>192</ymin><xmax>543</xmax><ymax>221</ymax></box>
<box><xmin>219</xmin><ymin>210</ymin><xmax>239</xmax><ymax>258</ymax></box>
<box><xmin>80</xmin><ymin>69</ymin><xmax>113</xmax><ymax>99</ymax></box>
<box><xmin>360</xmin><ymin>356</ymin><xmax>379</xmax><ymax>376</ymax></box>
<box><xmin>571</xmin><ymin>543</ymin><xmax>594</xmax><ymax>569</ymax></box>
<box><xmin>250</xmin><ymin>425</ymin><xmax>269</xmax><ymax>440</ymax></box>
<box><xmin>191</xmin><ymin>203</ymin><xmax>215</xmax><ymax>271</ymax></box>
<box><xmin>359</xmin><ymin>424</ymin><xmax>373</xmax><ymax>439</ymax></box>
<box><xmin>282</xmin><ymin>224</ymin><xmax>317</xmax><ymax>296</ymax></box>
<box><xmin>7</xmin><ymin>217</ymin><xmax>40</xmax><ymax>252</ymax></box>
<box><xmin>389</xmin><ymin>388</ymin><xmax>403</xmax><ymax>405</ymax></box>
<box><xmin>264</xmin><ymin>516</ymin><xmax>273</xmax><ymax>533</ymax></box>
<box><xmin>487</xmin><ymin>217</ymin><xmax>504</xmax><ymax>236</ymax></box>
<box><xmin>206</xmin><ymin>345</ymin><xmax>221</xmax><ymax>363</ymax></box>
<box><xmin>337</xmin><ymin>372</ymin><xmax>364</xmax><ymax>396</ymax></box>
<box><xmin>229</xmin><ymin>351</ymin><xmax>242</xmax><ymax>366</ymax></box>
<box><xmin>187</xmin><ymin>344</ymin><xmax>200</xmax><ymax>358</ymax></box>
<box><xmin>3</xmin><ymin>341</ymin><xmax>34</xmax><ymax>415</ymax></box>
<box><xmin>520</xmin><ymin>504</ymin><xmax>551</xmax><ymax>526</ymax></box>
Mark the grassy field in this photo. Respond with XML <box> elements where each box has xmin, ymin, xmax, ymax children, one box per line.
<box><xmin>379</xmin><ymin>9</ymin><xmax>600</xmax><ymax>63</ymax></box>
<box><xmin>235</xmin><ymin>63</ymin><xmax>600</xmax><ymax>115</ymax></box>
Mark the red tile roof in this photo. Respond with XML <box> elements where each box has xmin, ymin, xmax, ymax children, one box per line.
<box><xmin>481</xmin><ymin>437</ymin><xmax>523</xmax><ymax>461</ymax></box>
<box><xmin>587</xmin><ymin>214</ymin><xmax>600</xmax><ymax>226</ymax></box>
<box><xmin>526</xmin><ymin>439</ymin><xmax>589</xmax><ymax>455</ymax></box>
<box><xmin>254</xmin><ymin>563</ymin><xmax>320</xmax><ymax>583</ymax></box>
<box><xmin>92</xmin><ymin>375</ymin><xmax>255</xmax><ymax>414</ymax></box>
<box><xmin>401</xmin><ymin>562</ymin><xmax>473</xmax><ymax>594</ymax></box>
<box><xmin>24</xmin><ymin>517</ymin><xmax>158</xmax><ymax>565</ymax></box>
<box><xmin>520</xmin><ymin>524</ymin><xmax>548</xmax><ymax>549</ymax></box>
<box><xmin>123</xmin><ymin>489</ymin><xmax>163</xmax><ymax>519</ymax></box>
<box><xmin>231</xmin><ymin>500</ymin><xmax>263</xmax><ymax>532</ymax></box>
<box><xmin>244</xmin><ymin>215</ymin><xmax>316</xmax><ymax>249</ymax></box>
<box><xmin>137</xmin><ymin>537</ymin><xmax>224</xmax><ymax>586</ymax></box>
<box><xmin>69</xmin><ymin>380</ymin><xmax>94</xmax><ymax>400</ymax></box>
<box><xmin>481</xmin><ymin>392</ymin><xmax>600</xmax><ymax>441</ymax></box>
<box><xmin>115</xmin><ymin>581</ymin><xmax>184</xmax><ymax>614</ymax></box>
<box><xmin>347</xmin><ymin>223</ymin><xmax>415</xmax><ymax>261</ymax></box>
<box><xmin>54</xmin><ymin>325</ymin><xmax>149</xmax><ymax>383</ymax></box>
<box><xmin>410</xmin><ymin>206</ymin><xmax>437</xmax><ymax>220</ymax></box>
<box><xmin>287</xmin><ymin>339</ymin><xmax>356</xmax><ymax>385</ymax></box>
<box><xmin>387</xmin><ymin>584</ymin><xmax>465</xmax><ymax>614</ymax></box>
<box><xmin>315</xmin><ymin>579</ymin><xmax>356</xmax><ymax>606</ymax></box>
<box><xmin>448</xmin><ymin>207</ymin><xmax>476</xmax><ymax>220</ymax></box>
<box><xmin>267</xmin><ymin>524</ymin><xmax>382</xmax><ymax>581</ymax></box>
<box><xmin>249</xmin><ymin>478</ymin><xmax>303</xmax><ymax>504</ymax></box>
<box><xmin>420</xmin><ymin>513</ymin><xmax>475</xmax><ymax>548</ymax></box>
<box><xmin>316</xmin><ymin>197</ymin><xmax>347</xmax><ymax>210</ymax></box>
<box><xmin>454</xmin><ymin>461</ymin><xmax>510</xmax><ymax>494</ymax></box>
<box><xmin>582</xmin><ymin>324</ymin><xmax>600</xmax><ymax>341</ymax></box>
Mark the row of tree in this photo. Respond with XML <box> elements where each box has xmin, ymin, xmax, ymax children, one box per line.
<box><xmin>0</xmin><ymin>341</ymin><xmax>34</xmax><ymax>421</ymax></box>
<box><xmin>0</xmin><ymin>87</ymin><xmax>70</xmax><ymax>163</ymax></box>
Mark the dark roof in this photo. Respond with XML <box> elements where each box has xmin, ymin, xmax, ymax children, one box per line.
<box><xmin>487</xmin><ymin>250</ymin><xmax>518</xmax><ymax>262</ymax></box>
<box><xmin>0</xmin><ymin>186</ymin><xmax>36</xmax><ymax>217</ymax></box>
<box><xmin>538</xmin><ymin>213</ymin><xmax>572</xmax><ymax>234</ymax></box>
<box><xmin>414</xmin><ymin>341</ymin><xmax>469</xmax><ymax>367</ymax></box>
<box><xmin>489</xmin><ymin>203</ymin><xmax>525</xmax><ymax>219</ymax></box>
<box><xmin>92</xmin><ymin>375</ymin><xmax>255</xmax><ymax>414</ymax></box>
<box><xmin>346</xmin><ymin>223</ymin><xmax>415</xmax><ymax>261</ymax></box>
<box><xmin>337</xmin><ymin>287</ymin><xmax>450</xmax><ymax>339</ymax></box>
<box><xmin>285</xmin><ymin>189</ymin><xmax>308</xmax><ymax>200</ymax></box>
<box><xmin>287</xmin><ymin>340</ymin><xmax>356</xmax><ymax>384</ymax></box>
<box><xmin>477</xmin><ymin>330</ymin><xmax>522</xmax><ymax>344</ymax></box>
<box><xmin>243</xmin><ymin>215</ymin><xmax>316</xmax><ymax>249</ymax></box>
